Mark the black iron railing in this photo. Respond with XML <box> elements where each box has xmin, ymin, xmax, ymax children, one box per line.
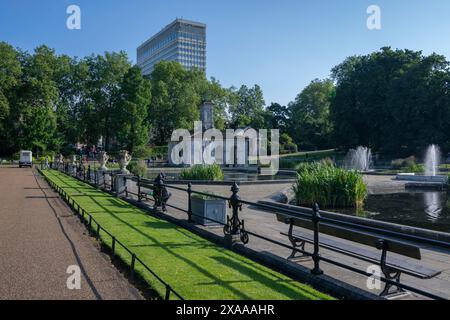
<box><xmin>49</xmin><ymin>163</ymin><xmax>449</xmax><ymax>300</ymax></box>
<box><xmin>38</xmin><ymin>165</ymin><xmax>183</xmax><ymax>300</ymax></box>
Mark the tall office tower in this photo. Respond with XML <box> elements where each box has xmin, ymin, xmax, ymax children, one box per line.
<box><xmin>137</xmin><ymin>18</ymin><xmax>206</xmax><ymax>75</ymax></box>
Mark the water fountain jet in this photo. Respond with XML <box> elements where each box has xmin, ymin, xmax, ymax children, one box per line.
<box><xmin>396</xmin><ymin>144</ymin><xmax>448</xmax><ymax>185</ymax></box>
<box><xmin>344</xmin><ymin>146</ymin><xmax>373</xmax><ymax>172</ymax></box>
<box><xmin>424</xmin><ymin>144</ymin><xmax>440</xmax><ymax>177</ymax></box>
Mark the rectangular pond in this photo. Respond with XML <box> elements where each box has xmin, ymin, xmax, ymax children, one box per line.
<box><xmin>337</xmin><ymin>191</ymin><xmax>450</xmax><ymax>233</ymax></box>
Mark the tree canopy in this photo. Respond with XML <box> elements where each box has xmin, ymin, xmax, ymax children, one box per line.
<box><xmin>288</xmin><ymin>79</ymin><xmax>335</xmax><ymax>150</ymax></box>
<box><xmin>330</xmin><ymin>47</ymin><xmax>450</xmax><ymax>155</ymax></box>
<box><xmin>2</xmin><ymin>42</ymin><xmax>450</xmax><ymax>159</ymax></box>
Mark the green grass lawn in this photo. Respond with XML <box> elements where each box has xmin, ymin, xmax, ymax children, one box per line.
<box><xmin>41</xmin><ymin>169</ymin><xmax>333</xmax><ymax>300</ymax></box>
<box><xmin>279</xmin><ymin>149</ymin><xmax>338</xmax><ymax>159</ymax></box>
<box><xmin>279</xmin><ymin>149</ymin><xmax>341</xmax><ymax>169</ymax></box>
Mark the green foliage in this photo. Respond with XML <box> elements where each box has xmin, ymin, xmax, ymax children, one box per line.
<box><xmin>390</xmin><ymin>156</ymin><xmax>424</xmax><ymax>173</ymax></box>
<box><xmin>191</xmin><ymin>192</ymin><xmax>222</xmax><ymax>200</ymax></box>
<box><xmin>331</xmin><ymin>47</ymin><xmax>450</xmax><ymax>154</ymax></box>
<box><xmin>131</xmin><ymin>145</ymin><xmax>152</xmax><ymax>159</ymax></box>
<box><xmin>279</xmin><ymin>149</ymin><xmax>338</xmax><ymax>169</ymax></box>
<box><xmin>82</xmin><ymin>51</ymin><xmax>132</xmax><ymax>149</ymax></box>
<box><xmin>127</xmin><ymin>159</ymin><xmax>148</xmax><ymax>177</ymax></box>
<box><xmin>115</xmin><ymin>65</ymin><xmax>151</xmax><ymax>152</ymax></box>
<box><xmin>280</xmin><ymin>133</ymin><xmax>298</xmax><ymax>154</ymax></box>
<box><xmin>391</xmin><ymin>156</ymin><xmax>417</xmax><ymax>169</ymax></box>
<box><xmin>228</xmin><ymin>84</ymin><xmax>266</xmax><ymax>129</ymax></box>
<box><xmin>279</xmin><ymin>159</ymin><xmax>301</xmax><ymax>169</ymax></box>
<box><xmin>293</xmin><ymin>163</ymin><xmax>367</xmax><ymax>208</ymax></box>
<box><xmin>264</xmin><ymin>102</ymin><xmax>290</xmax><ymax>133</ymax></box>
<box><xmin>149</xmin><ymin>61</ymin><xmax>200</xmax><ymax>145</ymax></box>
<box><xmin>180</xmin><ymin>164</ymin><xmax>224</xmax><ymax>181</ymax></box>
<box><xmin>406</xmin><ymin>163</ymin><xmax>425</xmax><ymax>174</ymax></box>
<box><xmin>288</xmin><ymin>79</ymin><xmax>335</xmax><ymax>150</ymax></box>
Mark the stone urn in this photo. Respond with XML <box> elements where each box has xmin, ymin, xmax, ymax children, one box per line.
<box><xmin>119</xmin><ymin>150</ymin><xmax>132</xmax><ymax>174</ymax></box>
<box><xmin>69</xmin><ymin>155</ymin><xmax>77</xmax><ymax>174</ymax></box>
<box><xmin>57</xmin><ymin>154</ymin><xmax>64</xmax><ymax>168</ymax></box>
<box><xmin>97</xmin><ymin>151</ymin><xmax>109</xmax><ymax>171</ymax></box>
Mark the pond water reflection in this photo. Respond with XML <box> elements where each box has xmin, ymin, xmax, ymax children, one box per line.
<box><xmin>338</xmin><ymin>191</ymin><xmax>450</xmax><ymax>233</ymax></box>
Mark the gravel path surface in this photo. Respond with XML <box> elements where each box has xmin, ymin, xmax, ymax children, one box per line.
<box><xmin>0</xmin><ymin>166</ymin><xmax>143</xmax><ymax>300</ymax></box>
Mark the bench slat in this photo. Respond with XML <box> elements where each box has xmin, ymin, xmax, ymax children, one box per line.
<box><xmin>277</xmin><ymin>213</ymin><xmax>421</xmax><ymax>260</ymax></box>
<box><xmin>281</xmin><ymin>231</ymin><xmax>441</xmax><ymax>279</ymax></box>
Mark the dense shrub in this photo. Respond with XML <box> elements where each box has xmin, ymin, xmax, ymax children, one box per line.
<box><xmin>133</xmin><ymin>145</ymin><xmax>168</xmax><ymax>159</ymax></box>
<box><xmin>391</xmin><ymin>156</ymin><xmax>416</xmax><ymax>169</ymax></box>
<box><xmin>406</xmin><ymin>163</ymin><xmax>425</xmax><ymax>174</ymax></box>
<box><xmin>293</xmin><ymin>162</ymin><xmax>367</xmax><ymax>208</ymax></box>
<box><xmin>280</xmin><ymin>134</ymin><xmax>298</xmax><ymax>155</ymax></box>
<box><xmin>390</xmin><ymin>156</ymin><xmax>424</xmax><ymax>173</ymax></box>
<box><xmin>279</xmin><ymin>158</ymin><xmax>300</xmax><ymax>169</ymax></box>
<box><xmin>180</xmin><ymin>164</ymin><xmax>224</xmax><ymax>181</ymax></box>
<box><xmin>127</xmin><ymin>160</ymin><xmax>147</xmax><ymax>177</ymax></box>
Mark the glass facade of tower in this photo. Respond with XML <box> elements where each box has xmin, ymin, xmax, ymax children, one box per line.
<box><xmin>137</xmin><ymin>19</ymin><xmax>206</xmax><ymax>75</ymax></box>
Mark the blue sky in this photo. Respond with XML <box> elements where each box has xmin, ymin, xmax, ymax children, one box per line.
<box><xmin>1</xmin><ymin>0</ymin><xmax>450</xmax><ymax>105</ymax></box>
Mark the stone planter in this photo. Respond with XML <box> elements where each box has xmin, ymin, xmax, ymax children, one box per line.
<box><xmin>191</xmin><ymin>196</ymin><xmax>227</xmax><ymax>226</ymax></box>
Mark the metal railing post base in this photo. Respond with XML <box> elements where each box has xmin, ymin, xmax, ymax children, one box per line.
<box><xmin>311</xmin><ymin>263</ymin><xmax>324</xmax><ymax>276</ymax></box>
<box><xmin>224</xmin><ymin>233</ymin><xmax>240</xmax><ymax>249</ymax></box>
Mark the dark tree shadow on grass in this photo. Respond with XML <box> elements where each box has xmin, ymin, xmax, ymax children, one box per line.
<box><xmin>210</xmin><ymin>256</ymin><xmax>324</xmax><ymax>300</ymax></box>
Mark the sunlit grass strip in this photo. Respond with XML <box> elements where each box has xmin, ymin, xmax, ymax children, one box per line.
<box><xmin>279</xmin><ymin>149</ymin><xmax>339</xmax><ymax>169</ymax></box>
<box><xmin>41</xmin><ymin>169</ymin><xmax>333</xmax><ymax>300</ymax></box>
<box><xmin>293</xmin><ymin>163</ymin><xmax>367</xmax><ymax>208</ymax></box>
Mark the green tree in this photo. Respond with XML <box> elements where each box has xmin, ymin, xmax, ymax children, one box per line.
<box><xmin>229</xmin><ymin>84</ymin><xmax>266</xmax><ymax>129</ymax></box>
<box><xmin>264</xmin><ymin>102</ymin><xmax>290</xmax><ymax>132</ymax></box>
<box><xmin>288</xmin><ymin>79</ymin><xmax>335</xmax><ymax>150</ymax></box>
<box><xmin>0</xmin><ymin>42</ymin><xmax>22</xmax><ymax>155</ymax></box>
<box><xmin>149</xmin><ymin>61</ymin><xmax>200</xmax><ymax>145</ymax></box>
<box><xmin>81</xmin><ymin>51</ymin><xmax>131</xmax><ymax>150</ymax></box>
<box><xmin>330</xmin><ymin>47</ymin><xmax>450</xmax><ymax>155</ymax></box>
<box><xmin>115</xmin><ymin>65</ymin><xmax>152</xmax><ymax>152</ymax></box>
<box><xmin>190</xmin><ymin>73</ymin><xmax>229</xmax><ymax>130</ymax></box>
<box><xmin>13</xmin><ymin>46</ymin><xmax>60</xmax><ymax>154</ymax></box>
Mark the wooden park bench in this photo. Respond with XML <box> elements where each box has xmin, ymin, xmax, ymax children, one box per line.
<box><xmin>276</xmin><ymin>212</ymin><xmax>442</xmax><ymax>298</ymax></box>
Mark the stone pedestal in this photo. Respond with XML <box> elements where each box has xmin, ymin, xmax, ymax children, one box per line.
<box><xmin>114</xmin><ymin>174</ymin><xmax>133</xmax><ymax>197</ymax></box>
<box><xmin>69</xmin><ymin>164</ymin><xmax>77</xmax><ymax>175</ymax></box>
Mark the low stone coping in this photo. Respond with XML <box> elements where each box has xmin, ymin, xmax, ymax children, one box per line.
<box><xmin>396</xmin><ymin>174</ymin><xmax>448</xmax><ymax>183</ymax></box>
<box><xmin>164</xmin><ymin>179</ymin><xmax>297</xmax><ymax>186</ymax></box>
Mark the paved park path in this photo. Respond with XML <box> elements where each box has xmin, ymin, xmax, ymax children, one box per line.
<box><xmin>0</xmin><ymin>166</ymin><xmax>142</xmax><ymax>300</ymax></box>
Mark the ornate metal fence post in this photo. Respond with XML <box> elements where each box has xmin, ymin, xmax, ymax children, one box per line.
<box><xmin>110</xmin><ymin>172</ymin><xmax>114</xmax><ymax>192</ymax></box>
<box><xmin>87</xmin><ymin>165</ymin><xmax>91</xmax><ymax>182</ymax></box>
<box><xmin>103</xmin><ymin>171</ymin><xmax>106</xmax><ymax>189</ymax></box>
<box><xmin>124</xmin><ymin>176</ymin><xmax>128</xmax><ymax>197</ymax></box>
<box><xmin>224</xmin><ymin>182</ymin><xmax>249</xmax><ymax>247</ymax></box>
<box><xmin>311</xmin><ymin>203</ymin><xmax>324</xmax><ymax>275</ymax></box>
<box><xmin>152</xmin><ymin>173</ymin><xmax>171</xmax><ymax>212</ymax></box>
<box><xmin>137</xmin><ymin>176</ymin><xmax>142</xmax><ymax>202</ymax></box>
<box><xmin>187</xmin><ymin>182</ymin><xmax>193</xmax><ymax>222</ymax></box>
